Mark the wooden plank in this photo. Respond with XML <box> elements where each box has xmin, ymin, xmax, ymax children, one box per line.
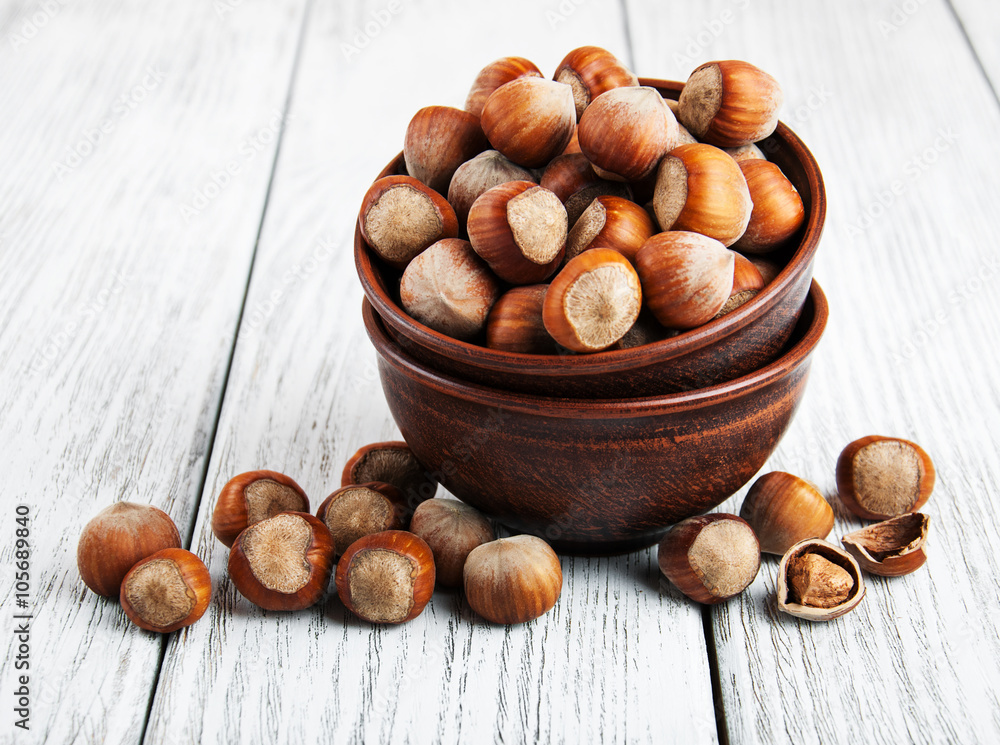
<box><xmin>626</xmin><ymin>0</ymin><xmax>1000</xmax><ymax>743</ymax></box>
<box><xmin>0</xmin><ymin>0</ymin><xmax>306</xmax><ymax>742</ymax></box>
<box><xmin>948</xmin><ymin>0</ymin><xmax>1000</xmax><ymax>96</ymax></box>
<box><xmin>142</xmin><ymin>1</ymin><xmax>719</xmax><ymax>743</ymax></box>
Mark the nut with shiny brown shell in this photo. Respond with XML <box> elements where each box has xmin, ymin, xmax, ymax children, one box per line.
<box><xmin>634</xmin><ymin>231</ymin><xmax>735</xmax><ymax>329</ymax></box>
<box><xmin>565</xmin><ymin>195</ymin><xmax>657</xmax><ymax>264</ymax></box>
<box><xmin>228</xmin><ymin>512</ymin><xmax>335</xmax><ymax>612</ymax></box>
<box><xmin>78</xmin><ymin>502</ymin><xmax>182</xmax><ymax>598</ymax></box>
<box><xmin>678</xmin><ymin>60</ymin><xmax>783</xmax><ymax>147</ymax></box>
<box><xmin>336</xmin><ymin>530</ymin><xmax>436</xmax><ymax>624</ymax></box>
<box><xmin>842</xmin><ymin>513</ymin><xmax>930</xmax><ymax>577</ymax></box>
<box><xmin>409</xmin><ymin>499</ymin><xmax>495</xmax><ymax>587</ymax></box>
<box><xmin>467</xmin><ymin>181</ymin><xmax>567</xmax><ymax>284</ymax></box>
<box><xmin>542</xmin><ymin>248</ymin><xmax>642</xmax><ymax>353</ymax></box>
<box><xmin>553</xmin><ymin>45</ymin><xmax>638</xmax><ymax>120</ymax></box>
<box><xmin>653</xmin><ymin>143</ymin><xmax>753</xmax><ymax>247</ymax></box>
<box><xmin>739</xmin><ymin>471</ymin><xmax>834</xmax><ymax>555</ymax></box>
<box><xmin>448</xmin><ymin>150</ymin><xmax>536</xmax><ymax>228</ymax></box>
<box><xmin>399</xmin><ymin>238</ymin><xmax>502</xmax><ymax>340</ymax></box>
<box><xmin>212</xmin><ymin>470</ymin><xmax>309</xmax><ymax>548</ymax></box>
<box><xmin>342</xmin><ymin>441</ymin><xmax>437</xmax><ymax>508</ymax></box>
<box><xmin>120</xmin><ymin>548</ymin><xmax>211</xmax><ymax>633</ymax></box>
<box><xmin>465</xmin><ymin>56</ymin><xmax>543</xmax><ymax>118</ymax></box>
<box><xmin>403</xmin><ymin>106</ymin><xmax>489</xmax><ymax>195</ymax></box>
<box><xmin>358</xmin><ymin>175</ymin><xmax>459</xmax><ymax>269</ymax></box>
<box><xmin>836</xmin><ymin>436</ymin><xmax>935</xmax><ymax>520</ymax></box>
<box><xmin>539</xmin><ymin>153</ymin><xmax>632</xmax><ymax>227</ymax></box>
<box><xmin>481</xmin><ymin>77</ymin><xmax>576</xmax><ymax>168</ymax></box>
<box><xmin>734</xmin><ymin>159</ymin><xmax>805</xmax><ymax>254</ymax></box>
<box><xmin>486</xmin><ymin>285</ymin><xmax>559</xmax><ymax>354</ymax></box>
<box><xmin>714</xmin><ymin>253</ymin><xmax>766</xmax><ymax>318</ymax></box>
<box><xmin>578</xmin><ymin>86</ymin><xmax>679</xmax><ymax>182</ymax></box>
<box><xmin>657</xmin><ymin>514</ymin><xmax>760</xmax><ymax>604</ymax></box>
<box><xmin>777</xmin><ymin>539</ymin><xmax>866</xmax><ymax>621</ymax></box>
<box><xmin>463</xmin><ymin>535</ymin><xmax>562</xmax><ymax>624</ymax></box>
<box><xmin>316</xmin><ymin>482</ymin><xmax>407</xmax><ymax>557</ymax></box>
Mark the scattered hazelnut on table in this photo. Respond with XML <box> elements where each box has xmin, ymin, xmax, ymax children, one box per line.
<box><xmin>336</xmin><ymin>530</ymin><xmax>436</xmax><ymax>623</ymax></box>
<box><xmin>316</xmin><ymin>482</ymin><xmax>407</xmax><ymax>556</ymax></box>
<box><xmin>78</xmin><ymin>502</ymin><xmax>182</xmax><ymax>597</ymax></box>
<box><xmin>211</xmin><ymin>469</ymin><xmax>309</xmax><ymax>548</ymax></box>
<box><xmin>836</xmin><ymin>435</ymin><xmax>935</xmax><ymax>520</ymax></box>
<box><xmin>777</xmin><ymin>539</ymin><xmax>865</xmax><ymax>621</ymax></box>
<box><xmin>738</xmin><ymin>471</ymin><xmax>834</xmax><ymax>555</ymax></box>
<box><xmin>342</xmin><ymin>440</ymin><xmax>438</xmax><ymax>508</ymax></box>
<box><xmin>657</xmin><ymin>514</ymin><xmax>760</xmax><ymax>604</ymax></box>
<box><xmin>409</xmin><ymin>499</ymin><xmax>495</xmax><ymax>588</ymax></box>
<box><xmin>463</xmin><ymin>535</ymin><xmax>562</xmax><ymax>624</ymax></box>
<box><xmin>119</xmin><ymin>548</ymin><xmax>211</xmax><ymax>633</ymax></box>
<box><xmin>228</xmin><ymin>512</ymin><xmax>335</xmax><ymax>612</ymax></box>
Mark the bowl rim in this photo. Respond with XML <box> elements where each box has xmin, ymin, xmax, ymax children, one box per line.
<box><xmin>355</xmin><ymin>77</ymin><xmax>827</xmax><ymax>377</ymax></box>
<box><xmin>365</xmin><ymin>279</ymin><xmax>828</xmax><ymax>419</ymax></box>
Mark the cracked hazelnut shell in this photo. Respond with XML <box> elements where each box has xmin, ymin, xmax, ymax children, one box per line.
<box><xmin>777</xmin><ymin>539</ymin><xmax>865</xmax><ymax>621</ymax></box>
<box><xmin>841</xmin><ymin>513</ymin><xmax>930</xmax><ymax>577</ymax></box>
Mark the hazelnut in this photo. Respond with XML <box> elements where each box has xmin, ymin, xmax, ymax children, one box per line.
<box><xmin>657</xmin><ymin>514</ymin><xmax>760</xmax><ymax>604</ymax></box>
<box><xmin>565</xmin><ymin>195</ymin><xmax>657</xmax><ymax>264</ymax></box>
<box><xmin>841</xmin><ymin>513</ymin><xmax>930</xmax><ymax>577</ymax></box>
<box><xmin>358</xmin><ymin>175</ymin><xmax>459</xmax><ymax>269</ymax></box>
<box><xmin>578</xmin><ymin>86</ymin><xmax>678</xmax><ymax>181</ymax></box>
<box><xmin>542</xmin><ymin>248</ymin><xmax>642</xmax><ymax>353</ymax></box>
<box><xmin>403</xmin><ymin>106</ymin><xmax>489</xmax><ymax>194</ymax></box>
<box><xmin>78</xmin><ymin>502</ymin><xmax>182</xmax><ymax>597</ymax></box>
<box><xmin>747</xmin><ymin>255</ymin><xmax>781</xmax><ymax>285</ymax></box>
<box><xmin>734</xmin><ymin>159</ymin><xmax>805</xmax><ymax>254</ymax></box>
<box><xmin>481</xmin><ymin>77</ymin><xmax>576</xmax><ymax>168</ymax></box>
<box><xmin>342</xmin><ymin>441</ymin><xmax>438</xmax><ymax>509</ymax></box>
<box><xmin>725</xmin><ymin>143</ymin><xmax>766</xmax><ymax>163</ymax></box>
<box><xmin>553</xmin><ymin>45</ymin><xmax>638</xmax><ymax>120</ymax></box>
<box><xmin>539</xmin><ymin>153</ymin><xmax>632</xmax><ymax>227</ymax></box>
<box><xmin>228</xmin><ymin>512</ymin><xmax>335</xmax><ymax>611</ymax></box>
<box><xmin>777</xmin><ymin>539</ymin><xmax>865</xmax><ymax>621</ymax></box>
<box><xmin>120</xmin><ymin>548</ymin><xmax>211</xmax><ymax>633</ymax></box>
<box><xmin>653</xmin><ymin>143</ymin><xmax>753</xmax><ymax>247</ymax></box>
<box><xmin>714</xmin><ymin>252</ymin><xmax>765</xmax><ymax>318</ymax></box>
<box><xmin>561</xmin><ymin>126</ymin><xmax>582</xmax><ymax>155</ymax></box>
<box><xmin>467</xmin><ymin>181</ymin><xmax>567</xmax><ymax>284</ymax></box>
<box><xmin>409</xmin><ymin>499</ymin><xmax>495</xmax><ymax>587</ymax></box>
<box><xmin>614</xmin><ymin>308</ymin><xmax>679</xmax><ymax>349</ymax></box>
<box><xmin>211</xmin><ymin>469</ymin><xmax>309</xmax><ymax>548</ymax></box>
<box><xmin>317</xmin><ymin>482</ymin><xmax>407</xmax><ymax>556</ymax></box>
<box><xmin>678</xmin><ymin>60</ymin><xmax>783</xmax><ymax>147</ymax></box>
<box><xmin>335</xmin><ymin>530</ymin><xmax>436</xmax><ymax>623</ymax></box>
<box><xmin>399</xmin><ymin>238</ymin><xmax>502</xmax><ymax>340</ymax></box>
<box><xmin>447</xmin><ymin>150</ymin><xmax>535</xmax><ymax>228</ymax></box>
<box><xmin>465</xmin><ymin>56</ymin><xmax>543</xmax><ymax>118</ymax></box>
<box><xmin>486</xmin><ymin>285</ymin><xmax>559</xmax><ymax>354</ymax></box>
<box><xmin>634</xmin><ymin>231</ymin><xmax>735</xmax><ymax>329</ymax></box>
<box><xmin>836</xmin><ymin>436</ymin><xmax>935</xmax><ymax>520</ymax></box>
<box><xmin>739</xmin><ymin>471</ymin><xmax>834</xmax><ymax>555</ymax></box>
<box><xmin>463</xmin><ymin>535</ymin><xmax>562</xmax><ymax>624</ymax></box>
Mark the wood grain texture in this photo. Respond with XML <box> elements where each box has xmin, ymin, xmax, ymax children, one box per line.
<box><xmin>627</xmin><ymin>0</ymin><xmax>1000</xmax><ymax>742</ymax></box>
<box><xmin>141</xmin><ymin>1</ymin><xmax>718</xmax><ymax>743</ymax></box>
<box><xmin>0</xmin><ymin>0</ymin><xmax>306</xmax><ymax>742</ymax></box>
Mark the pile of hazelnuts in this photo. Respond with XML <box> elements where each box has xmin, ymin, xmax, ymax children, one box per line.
<box><xmin>358</xmin><ymin>48</ymin><xmax>806</xmax><ymax>353</ymax></box>
<box><xmin>77</xmin><ymin>441</ymin><xmax>562</xmax><ymax>631</ymax></box>
<box><xmin>659</xmin><ymin>435</ymin><xmax>934</xmax><ymax>621</ymax></box>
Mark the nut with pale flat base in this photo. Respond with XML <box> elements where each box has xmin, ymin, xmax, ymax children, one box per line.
<box><xmin>212</xmin><ymin>470</ymin><xmax>309</xmax><ymax>548</ymax></box>
<box><xmin>342</xmin><ymin>441</ymin><xmax>438</xmax><ymax>509</ymax></box>
<box><xmin>836</xmin><ymin>435</ymin><xmax>935</xmax><ymax>520</ymax></box>
<box><xmin>678</xmin><ymin>60</ymin><xmax>783</xmax><ymax>147</ymax></box>
<box><xmin>316</xmin><ymin>482</ymin><xmax>407</xmax><ymax>557</ymax></box>
<box><xmin>553</xmin><ymin>45</ymin><xmax>638</xmax><ymax>121</ymax></box>
<box><xmin>120</xmin><ymin>548</ymin><xmax>211</xmax><ymax>633</ymax></box>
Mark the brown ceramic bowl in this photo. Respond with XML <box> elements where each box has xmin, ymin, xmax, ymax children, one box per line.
<box><xmin>364</xmin><ymin>280</ymin><xmax>828</xmax><ymax>555</ymax></box>
<box><xmin>356</xmin><ymin>78</ymin><xmax>826</xmax><ymax>398</ymax></box>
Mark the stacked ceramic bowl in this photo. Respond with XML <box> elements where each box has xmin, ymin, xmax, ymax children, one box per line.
<box><xmin>356</xmin><ymin>77</ymin><xmax>827</xmax><ymax>555</ymax></box>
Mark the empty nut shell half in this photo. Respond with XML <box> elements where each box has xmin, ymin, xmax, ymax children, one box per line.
<box><xmin>841</xmin><ymin>513</ymin><xmax>930</xmax><ymax>577</ymax></box>
<box><xmin>777</xmin><ymin>539</ymin><xmax>865</xmax><ymax>622</ymax></box>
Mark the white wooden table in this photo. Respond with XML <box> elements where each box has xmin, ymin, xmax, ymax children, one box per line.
<box><xmin>3</xmin><ymin>1</ymin><xmax>999</xmax><ymax>742</ymax></box>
